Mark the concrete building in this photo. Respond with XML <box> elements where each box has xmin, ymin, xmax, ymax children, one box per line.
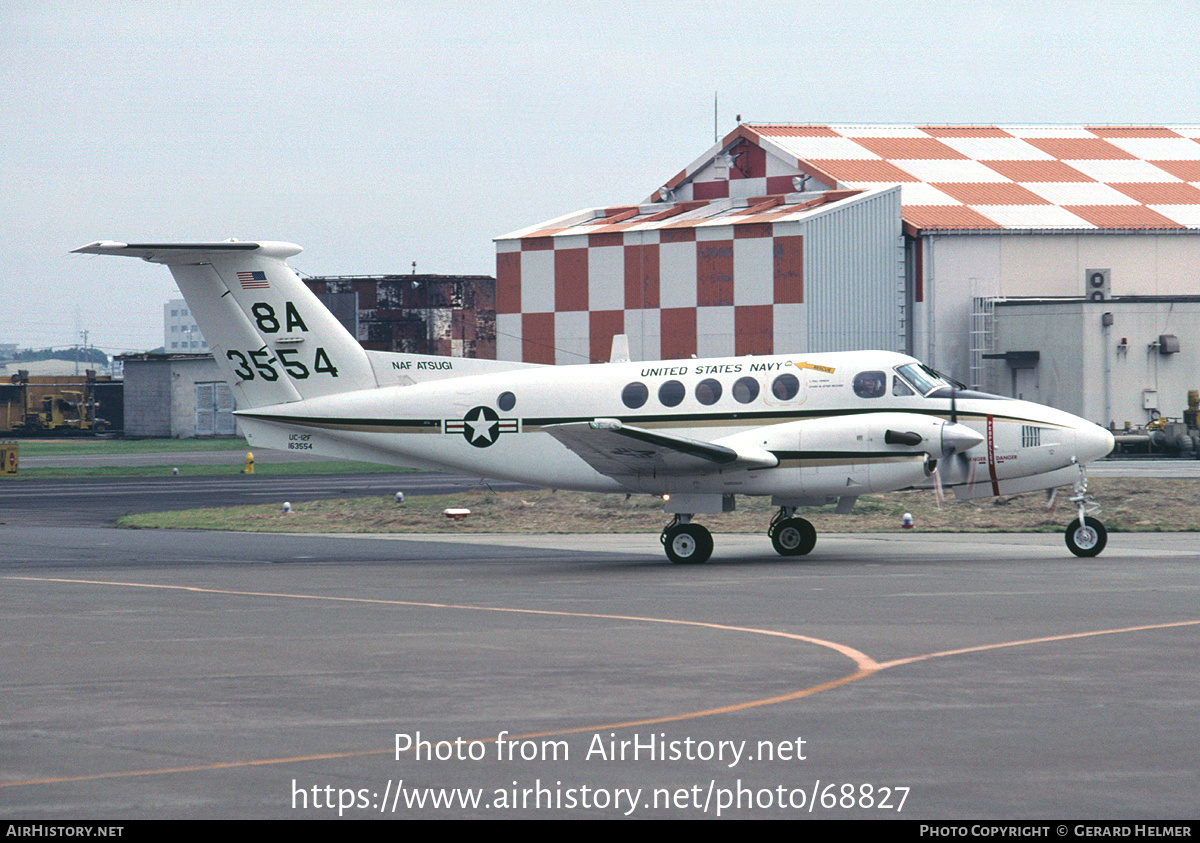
<box><xmin>119</xmin><ymin>354</ymin><xmax>233</xmax><ymax>437</ymax></box>
<box><xmin>991</xmin><ymin>298</ymin><xmax>1200</xmax><ymax>427</ymax></box>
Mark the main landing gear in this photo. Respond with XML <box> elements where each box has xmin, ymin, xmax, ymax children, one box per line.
<box><xmin>661</xmin><ymin>514</ymin><xmax>713</xmax><ymax>564</ymax></box>
<box><xmin>660</xmin><ymin>507</ymin><xmax>819</xmax><ymax>564</ymax></box>
<box><xmin>769</xmin><ymin>506</ymin><xmax>817</xmax><ymax>557</ymax></box>
<box><xmin>1065</xmin><ymin>462</ymin><xmax>1107</xmax><ymax>557</ymax></box>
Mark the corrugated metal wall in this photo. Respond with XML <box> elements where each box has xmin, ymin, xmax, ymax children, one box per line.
<box><xmin>801</xmin><ymin>186</ymin><xmax>904</xmax><ymax>353</ymax></box>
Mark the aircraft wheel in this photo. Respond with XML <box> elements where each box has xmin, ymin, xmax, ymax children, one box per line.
<box><xmin>664</xmin><ymin>523</ymin><xmax>713</xmax><ymax>564</ymax></box>
<box><xmin>770</xmin><ymin>517</ymin><xmax>817</xmax><ymax>556</ymax></box>
<box><xmin>1065</xmin><ymin>516</ymin><xmax>1107</xmax><ymax>557</ymax></box>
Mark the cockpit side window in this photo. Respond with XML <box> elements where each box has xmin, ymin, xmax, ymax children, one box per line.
<box><xmin>895</xmin><ymin>362</ymin><xmax>943</xmax><ymax>396</ymax></box>
<box><xmin>892</xmin><ymin>376</ymin><xmax>914</xmax><ymax>396</ymax></box>
<box><xmin>853</xmin><ymin>370</ymin><xmax>886</xmax><ymax>399</ymax></box>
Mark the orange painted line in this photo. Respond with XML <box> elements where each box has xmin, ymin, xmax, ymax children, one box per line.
<box><xmin>4</xmin><ymin>575</ymin><xmax>1196</xmax><ymax>791</ymax></box>
<box><xmin>876</xmin><ymin>619</ymin><xmax>1200</xmax><ymax>670</ymax></box>
<box><xmin>3</xmin><ymin>576</ymin><xmax>880</xmax><ymax>670</ymax></box>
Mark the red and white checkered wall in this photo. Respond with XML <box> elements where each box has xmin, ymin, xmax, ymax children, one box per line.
<box><xmin>495</xmin><ymin>226</ymin><xmax>805</xmax><ymax>364</ymax></box>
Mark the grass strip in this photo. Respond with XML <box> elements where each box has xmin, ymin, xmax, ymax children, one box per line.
<box><xmin>12</xmin><ymin>437</ymin><xmax>253</xmax><ymax>456</ymax></box>
<box><xmin>116</xmin><ymin>478</ymin><xmax>1200</xmax><ymax>534</ymax></box>
<box><xmin>20</xmin><ymin>461</ymin><xmax>404</xmax><ymax>480</ymax></box>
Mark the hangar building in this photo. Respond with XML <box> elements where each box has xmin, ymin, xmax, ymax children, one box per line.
<box><xmin>496</xmin><ymin>185</ymin><xmax>904</xmax><ymax>365</ymax></box>
<box><xmin>498</xmin><ymin>125</ymin><xmax>1200</xmax><ymax>428</ymax></box>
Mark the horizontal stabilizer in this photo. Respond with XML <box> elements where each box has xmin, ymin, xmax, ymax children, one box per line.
<box><xmin>72</xmin><ymin>240</ymin><xmax>301</xmax><ymax>262</ymax></box>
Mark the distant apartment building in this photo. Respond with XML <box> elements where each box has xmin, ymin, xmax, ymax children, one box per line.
<box><xmin>164</xmin><ymin>298</ymin><xmax>208</xmax><ymax>352</ymax></box>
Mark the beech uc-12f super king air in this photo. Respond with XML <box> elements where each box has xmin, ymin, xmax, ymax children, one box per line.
<box><xmin>75</xmin><ymin>240</ymin><xmax>1116</xmax><ymax>564</ymax></box>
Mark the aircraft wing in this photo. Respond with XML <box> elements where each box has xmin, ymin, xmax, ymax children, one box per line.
<box><xmin>543</xmin><ymin>419</ymin><xmax>777</xmax><ymax>479</ymax></box>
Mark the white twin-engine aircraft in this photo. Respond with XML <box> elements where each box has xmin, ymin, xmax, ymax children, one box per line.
<box><xmin>76</xmin><ymin>240</ymin><xmax>1116</xmax><ymax>564</ymax></box>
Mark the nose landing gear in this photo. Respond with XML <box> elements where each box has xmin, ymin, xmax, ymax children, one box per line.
<box><xmin>1065</xmin><ymin>462</ymin><xmax>1107</xmax><ymax>557</ymax></box>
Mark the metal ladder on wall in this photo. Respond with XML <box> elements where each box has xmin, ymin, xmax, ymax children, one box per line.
<box><xmin>969</xmin><ymin>296</ymin><xmax>998</xmax><ymax>391</ymax></box>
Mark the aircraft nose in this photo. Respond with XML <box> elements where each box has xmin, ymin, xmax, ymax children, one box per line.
<box><xmin>1076</xmin><ymin>422</ymin><xmax>1115</xmax><ymax>464</ymax></box>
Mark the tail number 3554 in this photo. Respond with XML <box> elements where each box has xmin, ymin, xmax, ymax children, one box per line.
<box><xmin>225</xmin><ymin>348</ymin><xmax>339</xmax><ymax>381</ymax></box>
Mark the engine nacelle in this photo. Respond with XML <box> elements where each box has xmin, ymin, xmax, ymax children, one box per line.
<box><xmin>718</xmin><ymin>412</ymin><xmax>982</xmax><ymax>495</ymax></box>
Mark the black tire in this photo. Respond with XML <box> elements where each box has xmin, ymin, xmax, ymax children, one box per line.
<box><xmin>1065</xmin><ymin>516</ymin><xmax>1107</xmax><ymax>557</ymax></box>
<box><xmin>770</xmin><ymin>517</ymin><xmax>817</xmax><ymax>556</ymax></box>
<box><xmin>664</xmin><ymin>523</ymin><xmax>713</xmax><ymax>564</ymax></box>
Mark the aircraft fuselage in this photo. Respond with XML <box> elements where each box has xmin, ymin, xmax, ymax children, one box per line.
<box><xmin>237</xmin><ymin>349</ymin><xmax>1113</xmax><ymax>502</ymax></box>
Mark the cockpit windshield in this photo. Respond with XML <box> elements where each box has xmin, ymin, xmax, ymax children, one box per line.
<box><xmin>894</xmin><ymin>362</ymin><xmax>947</xmax><ymax>397</ymax></box>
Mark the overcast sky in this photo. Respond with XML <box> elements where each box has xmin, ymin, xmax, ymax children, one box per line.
<box><xmin>4</xmin><ymin>0</ymin><xmax>1198</xmax><ymax>353</ymax></box>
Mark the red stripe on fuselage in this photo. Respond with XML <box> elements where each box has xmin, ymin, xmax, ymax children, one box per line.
<box><xmin>986</xmin><ymin>414</ymin><xmax>999</xmax><ymax>495</ymax></box>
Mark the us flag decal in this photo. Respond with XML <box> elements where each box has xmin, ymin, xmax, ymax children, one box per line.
<box><xmin>238</xmin><ymin>270</ymin><xmax>269</xmax><ymax>289</ymax></box>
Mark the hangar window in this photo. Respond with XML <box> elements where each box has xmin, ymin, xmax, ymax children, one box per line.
<box><xmin>621</xmin><ymin>382</ymin><xmax>648</xmax><ymax>409</ymax></box>
<box><xmin>732</xmin><ymin>376</ymin><xmax>760</xmax><ymax>404</ymax></box>
<box><xmin>771</xmin><ymin>373</ymin><xmax>799</xmax><ymax>401</ymax></box>
<box><xmin>695</xmin><ymin>378</ymin><xmax>722</xmax><ymax>406</ymax></box>
<box><xmin>854</xmin><ymin>371</ymin><xmax>887</xmax><ymax>399</ymax></box>
<box><xmin>658</xmin><ymin>380</ymin><xmax>686</xmax><ymax>407</ymax></box>
<box><xmin>497</xmin><ymin>391</ymin><xmax>516</xmax><ymax>411</ymax></box>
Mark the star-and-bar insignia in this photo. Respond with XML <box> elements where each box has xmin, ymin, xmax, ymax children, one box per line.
<box><xmin>444</xmin><ymin>406</ymin><xmax>518</xmax><ymax>448</ymax></box>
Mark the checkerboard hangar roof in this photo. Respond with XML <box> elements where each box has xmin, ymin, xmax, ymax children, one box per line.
<box><xmin>498</xmin><ymin>125</ymin><xmax>1200</xmax><ymax>244</ymax></box>
<box><xmin>497</xmin><ymin>185</ymin><xmax>879</xmax><ymax>243</ymax></box>
<box><xmin>655</xmin><ymin>124</ymin><xmax>1200</xmax><ymax>235</ymax></box>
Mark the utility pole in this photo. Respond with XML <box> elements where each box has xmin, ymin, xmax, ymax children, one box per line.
<box><xmin>77</xmin><ymin>330</ymin><xmax>88</xmax><ymax>375</ymax></box>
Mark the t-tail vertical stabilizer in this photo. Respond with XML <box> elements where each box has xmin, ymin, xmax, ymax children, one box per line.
<box><xmin>73</xmin><ymin>240</ymin><xmax>376</xmax><ymax>409</ymax></box>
